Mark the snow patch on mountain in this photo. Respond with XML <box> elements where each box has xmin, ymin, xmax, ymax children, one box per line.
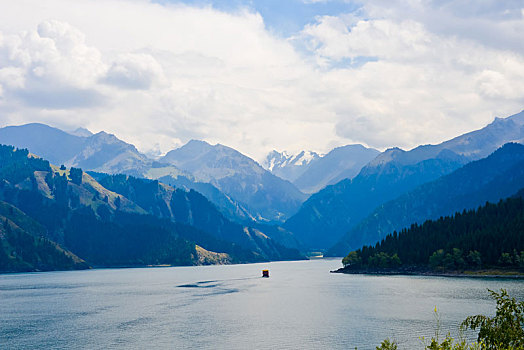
<box><xmin>263</xmin><ymin>150</ymin><xmax>322</xmax><ymax>182</ymax></box>
<box><xmin>293</xmin><ymin>144</ymin><xmax>380</xmax><ymax>193</ymax></box>
<box><xmin>161</xmin><ymin>140</ymin><xmax>307</xmax><ymax>222</ymax></box>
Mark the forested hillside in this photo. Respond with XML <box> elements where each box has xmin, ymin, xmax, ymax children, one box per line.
<box><xmin>0</xmin><ymin>201</ymin><xmax>88</xmax><ymax>272</ymax></box>
<box><xmin>95</xmin><ymin>173</ymin><xmax>303</xmax><ymax>260</ymax></box>
<box><xmin>340</xmin><ymin>192</ymin><xmax>524</xmax><ymax>272</ymax></box>
<box><xmin>286</xmin><ymin>111</ymin><xmax>524</xmax><ymax>252</ymax></box>
<box><xmin>328</xmin><ymin>143</ymin><xmax>524</xmax><ymax>255</ymax></box>
<box><xmin>0</xmin><ymin>145</ymin><xmax>302</xmax><ymax>272</ymax></box>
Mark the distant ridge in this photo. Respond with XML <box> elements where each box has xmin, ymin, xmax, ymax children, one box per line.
<box><xmin>284</xmin><ymin>110</ymin><xmax>524</xmax><ymax>251</ymax></box>
<box><xmin>265</xmin><ymin>145</ymin><xmax>380</xmax><ymax>194</ymax></box>
<box><xmin>0</xmin><ymin>145</ymin><xmax>303</xmax><ymax>271</ymax></box>
<box><xmin>161</xmin><ymin>140</ymin><xmax>307</xmax><ymax>222</ymax></box>
<box><xmin>328</xmin><ymin>142</ymin><xmax>524</xmax><ymax>256</ymax></box>
<box><xmin>2</xmin><ymin>109</ymin><xmax>524</xmax><ymax>255</ymax></box>
<box><xmin>0</xmin><ymin>123</ymin><xmax>86</xmax><ymax>165</ymax></box>
<box><xmin>293</xmin><ymin>144</ymin><xmax>380</xmax><ymax>194</ymax></box>
<box><xmin>70</xmin><ymin>127</ymin><xmax>93</xmax><ymax>137</ymax></box>
<box><xmin>0</xmin><ymin>124</ymin><xmax>271</xmax><ymax>225</ymax></box>
<box><xmin>263</xmin><ymin>150</ymin><xmax>322</xmax><ymax>182</ymax></box>
<box><xmin>0</xmin><ymin>123</ymin><xmax>153</xmax><ymax>176</ymax></box>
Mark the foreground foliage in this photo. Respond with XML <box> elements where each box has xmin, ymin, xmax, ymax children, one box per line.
<box><xmin>462</xmin><ymin>289</ymin><xmax>524</xmax><ymax>349</ymax></box>
<box><xmin>375</xmin><ymin>289</ymin><xmax>524</xmax><ymax>350</ymax></box>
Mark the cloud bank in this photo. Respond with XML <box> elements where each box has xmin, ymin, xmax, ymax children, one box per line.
<box><xmin>0</xmin><ymin>0</ymin><xmax>522</xmax><ymax>161</ymax></box>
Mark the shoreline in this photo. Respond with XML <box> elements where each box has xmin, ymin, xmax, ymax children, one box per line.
<box><xmin>331</xmin><ymin>266</ymin><xmax>524</xmax><ymax>279</ymax></box>
<box><xmin>0</xmin><ymin>257</ymin><xmax>315</xmax><ymax>275</ymax></box>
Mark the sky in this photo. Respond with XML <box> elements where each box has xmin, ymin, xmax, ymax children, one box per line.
<box><xmin>0</xmin><ymin>0</ymin><xmax>523</xmax><ymax>161</ymax></box>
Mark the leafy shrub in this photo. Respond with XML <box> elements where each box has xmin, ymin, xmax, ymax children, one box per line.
<box><xmin>376</xmin><ymin>289</ymin><xmax>524</xmax><ymax>349</ymax></box>
<box><xmin>461</xmin><ymin>289</ymin><xmax>524</xmax><ymax>349</ymax></box>
<box><xmin>376</xmin><ymin>339</ymin><xmax>398</xmax><ymax>349</ymax></box>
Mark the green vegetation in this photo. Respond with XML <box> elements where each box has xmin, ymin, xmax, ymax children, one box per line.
<box><xmin>330</xmin><ymin>143</ymin><xmax>524</xmax><ymax>258</ymax></box>
<box><xmin>286</xmin><ymin>145</ymin><xmax>465</xmax><ymax>252</ymax></box>
<box><xmin>462</xmin><ymin>289</ymin><xmax>524</xmax><ymax>349</ymax></box>
<box><xmin>0</xmin><ymin>145</ymin><xmax>200</xmax><ymax>269</ymax></box>
<box><xmin>0</xmin><ymin>144</ymin><xmax>302</xmax><ymax>271</ymax></box>
<box><xmin>0</xmin><ymin>145</ymin><xmax>50</xmax><ymax>185</ymax></box>
<box><xmin>0</xmin><ymin>201</ymin><xmax>88</xmax><ymax>272</ymax></box>
<box><xmin>69</xmin><ymin>167</ymin><xmax>83</xmax><ymax>185</ymax></box>
<box><xmin>375</xmin><ymin>289</ymin><xmax>523</xmax><ymax>349</ymax></box>
<box><xmin>342</xmin><ymin>195</ymin><xmax>524</xmax><ymax>272</ymax></box>
<box><xmin>96</xmin><ymin>173</ymin><xmax>303</xmax><ymax>262</ymax></box>
<box><xmin>376</xmin><ymin>339</ymin><xmax>398</xmax><ymax>349</ymax></box>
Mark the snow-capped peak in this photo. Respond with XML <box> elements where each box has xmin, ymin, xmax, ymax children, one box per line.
<box><xmin>263</xmin><ymin>150</ymin><xmax>322</xmax><ymax>181</ymax></box>
<box><xmin>264</xmin><ymin>150</ymin><xmax>320</xmax><ymax>170</ymax></box>
<box><xmin>291</xmin><ymin>150</ymin><xmax>321</xmax><ymax>166</ymax></box>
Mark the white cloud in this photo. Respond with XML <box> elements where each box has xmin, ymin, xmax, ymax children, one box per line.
<box><xmin>29</xmin><ymin>20</ymin><xmax>104</xmax><ymax>87</ymax></box>
<box><xmin>0</xmin><ymin>19</ymin><xmax>106</xmax><ymax>110</ymax></box>
<box><xmin>103</xmin><ymin>53</ymin><xmax>165</xmax><ymax>90</ymax></box>
<box><xmin>0</xmin><ymin>0</ymin><xmax>522</xmax><ymax>162</ymax></box>
<box><xmin>0</xmin><ymin>67</ymin><xmax>25</xmax><ymax>90</ymax></box>
<box><xmin>299</xmin><ymin>5</ymin><xmax>524</xmax><ymax>148</ymax></box>
<box><xmin>302</xmin><ymin>17</ymin><xmax>434</xmax><ymax>64</ymax></box>
<box><xmin>363</xmin><ymin>0</ymin><xmax>524</xmax><ymax>53</ymax></box>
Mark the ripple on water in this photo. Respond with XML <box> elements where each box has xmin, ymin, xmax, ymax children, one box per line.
<box><xmin>1</xmin><ymin>260</ymin><xmax>523</xmax><ymax>350</ymax></box>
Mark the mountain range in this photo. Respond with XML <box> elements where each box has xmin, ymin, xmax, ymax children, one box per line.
<box><xmin>264</xmin><ymin>145</ymin><xmax>380</xmax><ymax>194</ymax></box>
<box><xmin>264</xmin><ymin>150</ymin><xmax>322</xmax><ymax>182</ymax></box>
<box><xmin>0</xmin><ymin>123</ymin><xmax>154</xmax><ymax>176</ymax></box>
<box><xmin>327</xmin><ymin>142</ymin><xmax>524</xmax><ymax>256</ymax></box>
<box><xmin>284</xmin><ymin>110</ymin><xmax>524</xmax><ymax>252</ymax></box>
<box><xmin>160</xmin><ymin>140</ymin><xmax>307</xmax><ymax>222</ymax></box>
<box><xmin>0</xmin><ymin>145</ymin><xmax>303</xmax><ymax>272</ymax></box>
<box><xmin>1</xmin><ymin>109</ymin><xmax>524</xmax><ymax>263</ymax></box>
<box><xmin>0</xmin><ymin>125</ymin><xmax>307</xmax><ymax>223</ymax></box>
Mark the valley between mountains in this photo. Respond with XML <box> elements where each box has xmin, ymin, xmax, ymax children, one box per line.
<box><xmin>1</xmin><ymin>110</ymin><xmax>524</xmax><ymax>273</ymax></box>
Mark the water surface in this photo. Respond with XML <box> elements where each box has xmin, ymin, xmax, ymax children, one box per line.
<box><xmin>1</xmin><ymin>259</ymin><xmax>523</xmax><ymax>349</ymax></box>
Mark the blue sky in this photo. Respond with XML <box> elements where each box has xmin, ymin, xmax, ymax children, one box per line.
<box><xmin>156</xmin><ymin>0</ymin><xmax>363</xmax><ymax>36</ymax></box>
<box><xmin>0</xmin><ymin>0</ymin><xmax>523</xmax><ymax>160</ymax></box>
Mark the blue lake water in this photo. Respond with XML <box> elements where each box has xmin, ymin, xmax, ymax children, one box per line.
<box><xmin>1</xmin><ymin>259</ymin><xmax>523</xmax><ymax>349</ymax></box>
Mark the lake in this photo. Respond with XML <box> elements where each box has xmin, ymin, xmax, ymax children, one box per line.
<box><xmin>1</xmin><ymin>259</ymin><xmax>523</xmax><ymax>349</ymax></box>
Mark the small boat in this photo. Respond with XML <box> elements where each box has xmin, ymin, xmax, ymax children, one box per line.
<box><xmin>262</xmin><ymin>269</ymin><xmax>269</xmax><ymax>278</ymax></box>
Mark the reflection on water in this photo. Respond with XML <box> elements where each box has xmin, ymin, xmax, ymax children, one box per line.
<box><xmin>1</xmin><ymin>259</ymin><xmax>523</xmax><ymax>349</ymax></box>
